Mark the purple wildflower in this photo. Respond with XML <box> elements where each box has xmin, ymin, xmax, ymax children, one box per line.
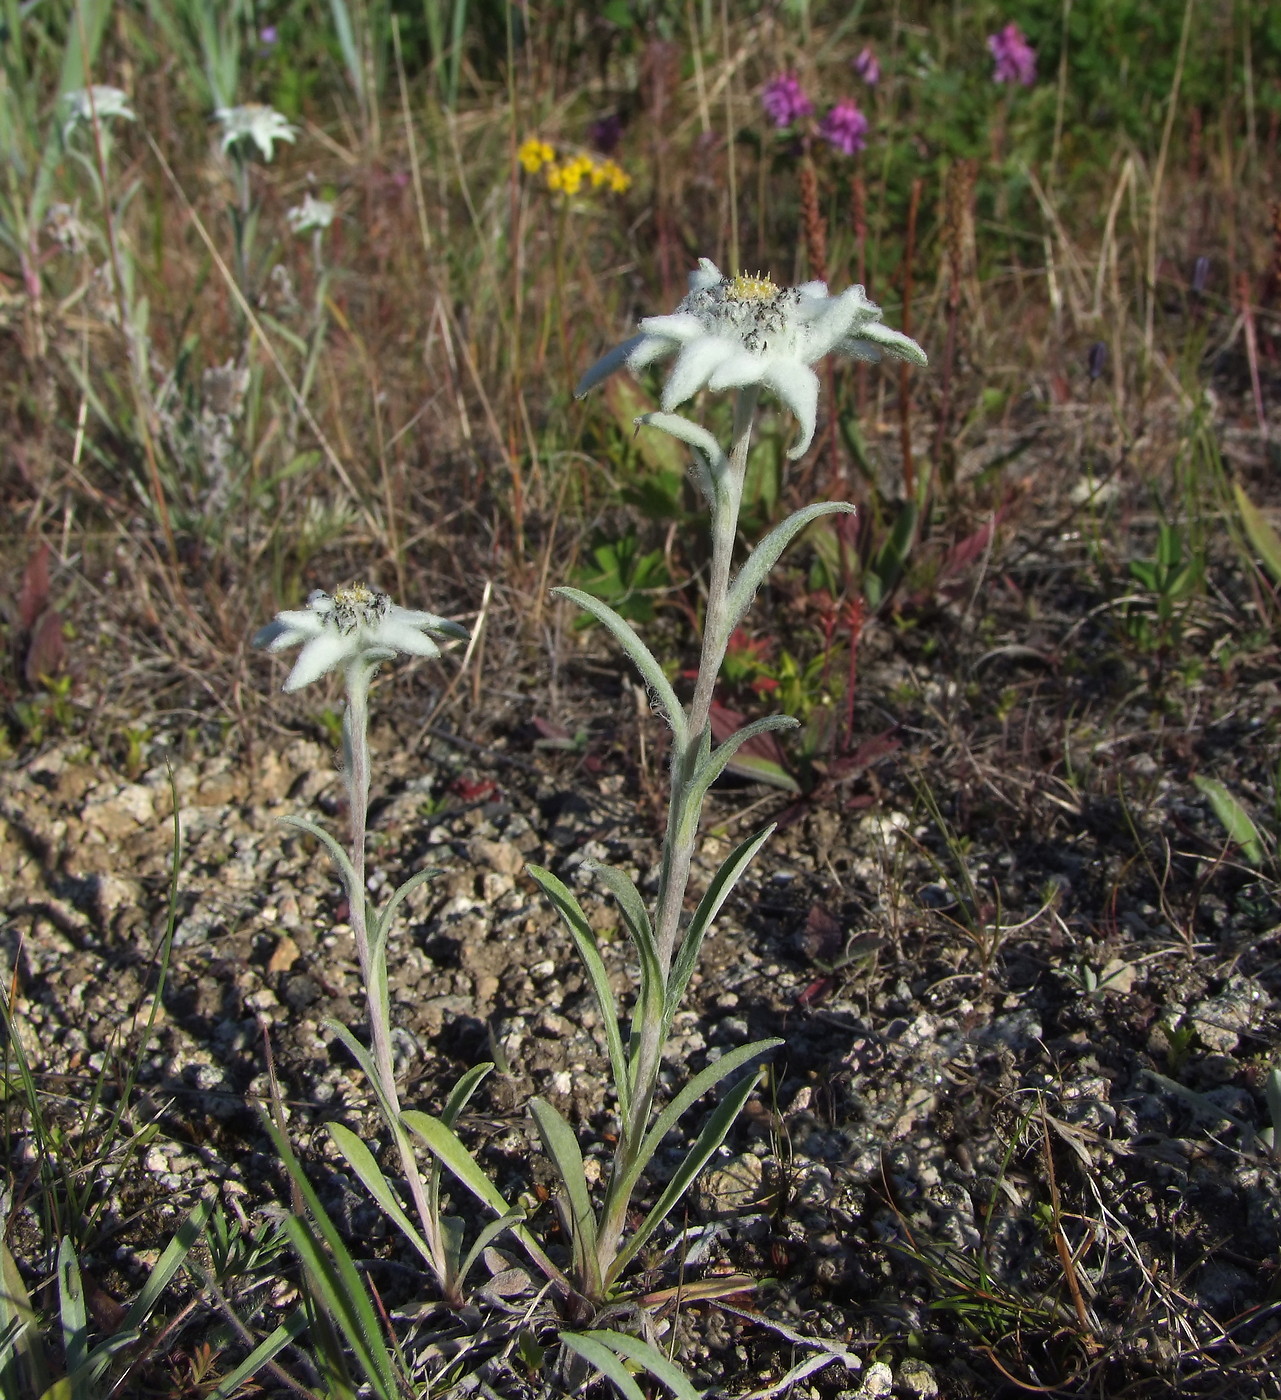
<box><xmin>761</xmin><ymin>73</ymin><xmax>813</xmax><ymax>129</ymax></box>
<box><xmin>988</xmin><ymin>23</ymin><xmax>1036</xmax><ymax>85</ymax></box>
<box><xmin>259</xmin><ymin>25</ymin><xmax>278</xmax><ymax>46</ymax></box>
<box><xmin>818</xmin><ymin>100</ymin><xmax>868</xmax><ymax>157</ymax></box>
<box><xmin>852</xmin><ymin>47</ymin><xmax>880</xmax><ymax>86</ymax></box>
<box><xmin>588</xmin><ymin>113</ymin><xmax>623</xmax><ymax>155</ymax></box>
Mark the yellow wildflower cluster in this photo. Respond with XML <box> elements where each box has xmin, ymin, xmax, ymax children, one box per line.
<box><xmin>517</xmin><ymin>137</ymin><xmax>631</xmax><ymax>196</ymax></box>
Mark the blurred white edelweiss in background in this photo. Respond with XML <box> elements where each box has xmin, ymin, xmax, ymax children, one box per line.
<box><xmin>216</xmin><ymin>103</ymin><xmax>297</xmax><ymax>162</ymax></box>
<box><xmin>286</xmin><ymin>193</ymin><xmax>336</xmax><ymax>235</ymax></box>
<box><xmin>253</xmin><ymin>584</ymin><xmax>467</xmax><ymax>692</ymax></box>
<box><xmin>576</xmin><ymin>259</ymin><xmax>926</xmax><ymax>457</ymax></box>
<box><xmin>62</xmin><ymin>86</ymin><xmax>135</xmax><ymax>136</ymax></box>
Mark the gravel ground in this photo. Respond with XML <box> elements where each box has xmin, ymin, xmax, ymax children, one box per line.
<box><xmin>6</xmin><ymin>396</ymin><xmax>1281</xmax><ymax>1397</ymax></box>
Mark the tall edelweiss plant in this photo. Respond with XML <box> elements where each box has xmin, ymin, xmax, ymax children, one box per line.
<box><xmin>529</xmin><ymin>260</ymin><xmax>926</xmax><ymax>1303</ymax></box>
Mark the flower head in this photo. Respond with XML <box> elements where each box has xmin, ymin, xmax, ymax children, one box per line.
<box><xmin>576</xmin><ymin>259</ymin><xmax>926</xmax><ymax>459</ymax></box>
<box><xmin>62</xmin><ymin>86</ymin><xmax>135</xmax><ymax>137</ymax></box>
<box><xmin>518</xmin><ymin>137</ymin><xmax>554</xmax><ymax>173</ymax></box>
<box><xmin>216</xmin><ymin>103</ymin><xmax>298</xmax><ymax>162</ymax></box>
<box><xmin>852</xmin><ymin>47</ymin><xmax>880</xmax><ymax>86</ymax></box>
<box><xmin>988</xmin><ymin>23</ymin><xmax>1036</xmax><ymax>85</ymax></box>
<box><xmin>761</xmin><ymin>73</ymin><xmax>813</xmax><ymax>129</ymax></box>
<box><xmin>286</xmin><ymin>193</ymin><xmax>336</xmax><ymax>235</ymax></box>
<box><xmin>819</xmin><ymin>100</ymin><xmax>869</xmax><ymax>156</ymax></box>
<box><xmin>253</xmin><ymin>584</ymin><xmax>468</xmax><ymax>692</ymax></box>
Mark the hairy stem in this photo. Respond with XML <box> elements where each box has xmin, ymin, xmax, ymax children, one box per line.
<box><xmin>594</xmin><ymin>388</ymin><xmax>757</xmax><ymax>1280</ymax></box>
<box><xmin>345</xmin><ymin>667</ymin><xmax>455</xmax><ymax>1301</ymax></box>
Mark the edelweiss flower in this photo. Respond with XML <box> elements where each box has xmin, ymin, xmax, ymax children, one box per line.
<box><xmin>576</xmin><ymin>260</ymin><xmax>926</xmax><ymax>458</ymax></box>
<box><xmin>286</xmin><ymin>194</ymin><xmax>335</xmax><ymax>235</ymax></box>
<box><xmin>253</xmin><ymin>584</ymin><xmax>467</xmax><ymax>692</ymax></box>
<box><xmin>62</xmin><ymin>86</ymin><xmax>135</xmax><ymax>137</ymax></box>
<box><xmin>216</xmin><ymin>103</ymin><xmax>298</xmax><ymax>162</ymax></box>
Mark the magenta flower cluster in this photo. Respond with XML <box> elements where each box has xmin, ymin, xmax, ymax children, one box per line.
<box><xmin>761</xmin><ymin>73</ymin><xmax>813</xmax><ymax>128</ymax></box>
<box><xmin>988</xmin><ymin>22</ymin><xmax>1036</xmax><ymax>85</ymax></box>
<box><xmin>761</xmin><ymin>72</ymin><xmax>869</xmax><ymax>157</ymax></box>
<box><xmin>818</xmin><ymin>100</ymin><xmax>869</xmax><ymax>156</ymax></box>
<box><xmin>852</xmin><ymin>47</ymin><xmax>880</xmax><ymax>86</ymax></box>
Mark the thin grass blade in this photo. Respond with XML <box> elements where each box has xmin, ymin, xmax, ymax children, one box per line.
<box><xmin>328</xmin><ymin>1123</ymin><xmax>432</xmax><ymax>1264</ymax></box>
<box><xmin>1193</xmin><ymin>775</ymin><xmax>1266</xmax><ymax>866</ymax></box>
<box><xmin>577</xmin><ymin>1328</ymin><xmax>704</xmax><ymax>1399</ymax></box>
<box><xmin>559</xmin><ymin>1332</ymin><xmax>647</xmax><ymax>1400</ymax></box>
<box><xmin>204</xmin><ymin>1308</ymin><xmax>309</xmax><ymax>1400</ymax></box>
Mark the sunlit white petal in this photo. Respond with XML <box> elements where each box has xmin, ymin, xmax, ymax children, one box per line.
<box><xmin>379</xmin><ymin>620</ymin><xmax>442</xmax><ymax>657</ymax></box>
<box><xmin>762</xmin><ymin>361</ymin><xmax>820</xmax><ymax>458</ymax></box>
<box><xmin>285</xmin><ymin>634</ymin><xmax>350</xmax><ymax>691</ymax></box>
<box><xmin>637</xmin><ymin>312</ymin><xmax>706</xmax><ymax>344</ymax></box>
<box><xmin>661</xmin><ymin>337</ymin><xmax>737</xmax><ymax>410</ymax></box>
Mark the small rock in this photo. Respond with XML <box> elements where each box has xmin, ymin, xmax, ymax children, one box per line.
<box><xmin>466</xmin><ymin>836</ymin><xmax>524</xmax><ymax>877</ymax></box>
<box><xmin>857</xmin><ymin>1361</ymin><xmax>893</xmax><ymax>1397</ymax></box>
<box><xmin>898</xmin><ymin>1359</ymin><xmax>939</xmax><ymax>1397</ymax></box>
<box><xmin>268</xmin><ymin>935</ymin><xmax>301</xmax><ymax>974</ymax></box>
<box><xmin>82</xmin><ymin>783</ymin><xmax>155</xmax><ymax>837</ymax></box>
<box><xmin>697</xmin><ymin>1153</ymin><xmax>765</xmax><ymax>1213</ymax></box>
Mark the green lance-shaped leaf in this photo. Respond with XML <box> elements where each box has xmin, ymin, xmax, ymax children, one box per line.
<box><xmin>1193</xmin><ymin>776</ymin><xmax>1266</xmax><ymax>867</ymax></box>
<box><xmin>585</xmin><ymin>861</ymin><xmax>663</xmax><ymax>1072</ymax></box>
<box><xmin>441</xmin><ymin>1061</ymin><xmax>495</xmax><ymax>1129</ymax></box>
<box><xmin>864</xmin><ymin>500</ymin><xmax>918</xmax><ymax>609</ymax></box>
<box><xmin>552</xmin><ymin>587</ymin><xmax>688</xmax><ymax>749</ymax></box>
<box><xmin>372</xmin><ymin>866</ymin><xmax>441</xmax><ymax>945</ymax></box>
<box><xmin>529</xmin><ymin>1097</ymin><xmax>603</xmax><ymax>1299</ymax></box>
<box><xmin>689</xmin><ymin>715</ymin><xmax>800</xmax><ymax>807</ymax></box>
<box><xmin>724</xmin><ymin>502</ymin><xmax>856</xmax><ymax>640</ymax></box>
<box><xmin>667</xmin><ymin>826</ymin><xmax>774</xmax><ymax>1031</ymax></box>
<box><xmin>603</xmin><ymin>1036</ymin><xmax>782</xmax><ymax>1273</ymax></box>
<box><xmin>1234</xmin><ymin>482</ymin><xmax>1281</xmax><ymax>588</ymax></box>
<box><xmin>637</xmin><ymin>410</ymin><xmax>734</xmax><ymax>512</ymax></box>
<box><xmin>608</xmin><ymin>1058</ymin><xmax>776</xmax><ymax>1284</ymax></box>
<box><xmin>280</xmin><ymin>815</ymin><xmax>360</xmax><ymax>903</ymax></box>
<box><xmin>326</xmin><ymin>1021</ymin><xmax>398</xmax><ymax>1126</ymax></box>
<box><xmin>528</xmin><ymin>865</ymin><xmax>630</xmax><ymax>1123</ymax></box>
<box><xmin>574</xmin><ymin>1329</ymin><xmax>705</xmax><ymax>1400</ymax></box>
<box><xmin>559</xmin><ymin>1332</ymin><xmax>648</xmax><ymax>1400</ymax></box>
<box><xmin>328</xmin><ymin>1122</ymin><xmax>432</xmax><ymax>1265</ymax></box>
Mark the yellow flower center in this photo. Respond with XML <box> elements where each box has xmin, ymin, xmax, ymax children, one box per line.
<box><xmin>727</xmin><ymin>272</ymin><xmax>778</xmax><ymax>302</ymax></box>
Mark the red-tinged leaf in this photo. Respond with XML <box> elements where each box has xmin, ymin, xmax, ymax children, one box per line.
<box><xmin>24</xmin><ymin>608</ymin><xmax>65</xmax><ymax>685</ymax></box>
<box><xmin>532</xmin><ymin>716</ymin><xmax>573</xmax><ymax>741</ymax></box>
<box><xmin>449</xmin><ymin>776</ymin><xmax>500</xmax><ymax>802</ymax></box>
<box><xmin>797</xmin><ymin>977</ymin><xmax>833</xmax><ymax>1008</ymax></box>
<box><xmin>18</xmin><ymin>543</ymin><xmax>51</xmax><ymax>630</ymax></box>
<box><xmin>934</xmin><ymin>501</ymin><xmax>1015</xmax><ymax>592</ymax></box>
<box><xmin>708</xmin><ymin>702</ymin><xmax>800</xmax><ymax>793</ymax></box>
<box><xmin>825</xmin><ymin>728</ymin><xmax>901</xmax><ymax>783</ymax></box>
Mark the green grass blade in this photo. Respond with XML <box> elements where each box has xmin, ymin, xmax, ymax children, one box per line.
<box><xmin>578</xmin><ymin>1329</ymin><xmax>704</xmax><ymax>1399</ymax></box>
<box><xmin>119</xmin><ymin>1197</ymin><xmax>212</xmax><ymax>1334</ymax></box>
<box><xmin>204</xmin><ymin>1308</ymin><xmax>309</xmax><ymax>1400</ymax></box>
<box><xmin>324</xmin><ymin>1020</ymin><xmax>398</xmax><ymax>1123</ymax></box>
<box><xmin>586</xmin><ymin>862</ymin><xmax>663</xmax><ymax>1073</ymax></box>
<box><xmin>667</xmin><ymin>827</ymin><xmax>774</xmax><ymax>1027</ymax></box>
<box><xmin>328</xmin><ymin>1123</ymin><xmax>432</xmax><ymax>1264</ymax></box>
<box><xmin>609</xmin><ymin>1063</ymin><xmax>767</xmax><ymax>1282</ymax></box>
<box><xmin>551</xmin><ymin>587</ymin><xmax>688</xmax><ymax>748</ymax></box>
<box><xmin>0</xmin><ymin>1240</ymin><xmax>47</xmax><ymax>1399</ymax></box>
<box><xmin>1193</xmin><ymin>775</ymin><xmax>1266</xmax><ymax>866</ymax></box>
<box><xmin>559</xmin><ymin>1333</ymin><xmax>647</xmax><ymax>1400</ymax></box>
<box><xmin>529</xmin><ymin>1097</ymin><xmax>602</xmax><ymax>1297</ymax></box>
<box><xmin>527</xmin><ymin>865</ymin><xmax>630</xmax><ymax>1122</ymax></box>
<box><xmin>1234</xmin><ymin>481</ymin><xmax>1281</xmax><ymax>587</ymax></box>
<box><xmin>372</xmin><ymin>866</ymin><xmax>440</xmax><ymax>944</ymax></box>
<box><xmin>261</xmin><ymin>1117</ymin><xmax>399</xmax><ymax>1398</ymax></box>
<box><xmin>56</xmin><ymin>1238</ymin><xmax>89</xmax><ymax>1398</ymax></box>
<box><xmin>401</xmin><ymin>1110</ymin><xmax>512</xmax><ymax>1218</ymax></box>
<box><xmin>724</xmin><ymin>502</ymin><xmax>856</xmax><ymax>640</ymax></box>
